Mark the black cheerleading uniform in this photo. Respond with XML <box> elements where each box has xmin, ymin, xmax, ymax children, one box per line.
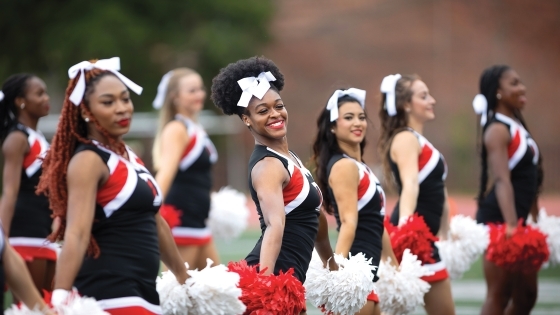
<box><xmin>476</xmin><ymin>113</ymin><xmax>539</xmax><ymax>224</ymax></box>
<box><xmin>245</xmin><ymin>145</ymin><xmax>321</xmax><ymax>283</ymax></box>
<box><xmin>163</xmin><ymin>115</ymin><xmax>218</xmax><ymax>246</ymax></box>
<box><xmin>73</xmin><ymin>142</ymin><xmax>163</xmax><ymax>315</ymax></box>
<box><xmin>7</xmin><ymin>123</ymin><xmax>57</xmax><ymax>261</ymax></box>
<box><xmin>327</xmin><ymin>154</ymin><xmax>386</xmax><ymax>302</ymax></box>
<box><xmin>0</xmin><ymin>223</ymin><xmax>6</xmax><ymax>314</ymax></box>
<box><xmin>389</xmin><ymin>128</ymin><xmax>449</xmax><ymax>282</ymax></box>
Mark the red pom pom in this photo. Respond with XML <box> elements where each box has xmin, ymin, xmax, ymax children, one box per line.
<box><xmin>387</xmin><ymin>213</ymin><xmax>438</xmax><ymax>264</ymax></box>
<box><xmin>486</xmin><ymin>220</ymin><xmax>550</xmax><ymax>273</ymax></box>
<box><xmin>228</xmin><ymin>260</ymin><xmax>306</xmax><ymax>315</ymax></box>
<box><xmin>159</xmin><ymin>204</ymin><xmax>183</xmax><ymax>229</ymax></box>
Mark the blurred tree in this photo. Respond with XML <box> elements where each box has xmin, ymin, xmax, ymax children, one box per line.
<box><xmin>0</xmin><ymin>0</ymin><xmax>274</xmax><ymax>110</ymax></box>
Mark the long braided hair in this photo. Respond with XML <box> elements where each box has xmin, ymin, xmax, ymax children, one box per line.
<box><xmin>0</xmin><ymin>74</ymin><xmax>34</xmax><ymax>143</ymax></box>
<box><xmin>476</xmin><ymin>65</ymin><xmax>544</xmax><ymax>204</ymax></box>
<box><xmin>37</xmin><ymin>67</ymin><xmax>126</xmax><ymax>258</ymax></box>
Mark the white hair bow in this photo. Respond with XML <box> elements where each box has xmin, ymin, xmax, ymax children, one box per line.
<box><xmin>67</xmin><ymin>57</ymin><xmax>143</xmax><ymax>106</ymax></box>
<box><xmin>0</xmin><ymin>91</ymin><xmax>4</xmax><ymax>102</ymax></box>
<box><xmin>472</xmin><ymin>94</ymin><xmax>488</xmax><ymax>125</ymax></box>
<box><xmin>326</xmin><ymin>88</ymin><xmax>366</xmax><ymax>122</ymax></box>
<box><xmin>380</xmin><ymin>74</ymin><xmax>402</xmax><ymax>116</ymax></box>
<box><xmin>152</xmin><ymin>71</ymin><xmax>173</xmax><ymax>109</ymax></box>
<box><xmin>237</xmin><ymin>71</ymin><xmax>276</xmax><ymax>107</ymax></box>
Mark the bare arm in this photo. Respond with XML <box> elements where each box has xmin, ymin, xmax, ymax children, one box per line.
<box><xmin>380</xmin><ymin>227</ymin><xmax>398</xmax><ymax>267</ymax></box>
<box><xmin>4</xmin><ymin>243</ymin><xmax>52</xmax><ymax>313</ymax></box>
<box><xmin>314</xmin><ymin>208</ymin><xmax>337</xmax><ymax>270</ymax></box>
<box><xmin>438</xmin><ymin>188</ymin><xmax>451</xmax><ymax>239</ymax></box>
<box><xmin>252</xmin><ymin>157</ymin><xmax>289</xmax><ymax>275</ymax></box>
<box><xmin>154</xmin><ymin>121</ymin><xmax>189</xmax><ymax>198</ymax></box>
<box><xmin>54</xmin><ymin>151</ymin><xmax>106</xmax><ymax>290</ymax></box>
<box><xmin>0</xmin><ymin>132</ymin><xmax>28</xmax><ymax>235</ymax></box>
<box><xmin>330</xmin><ymin>159</ymin><xmax>359</xmax><ymax>258</ymax></box>
<box><xmin>156</xmin><ymin>213</ymin><xmax>188</xmax><ymax>283</ymax></box>
<box><xmin>485</xmin><ymin>123</ymin><xmax>517</xmax><ymax>233</ymax></box>
<box><xmin>391</xmin><ymin>131</ymin><xmax>421</xmax><ymax>224</ymax></box>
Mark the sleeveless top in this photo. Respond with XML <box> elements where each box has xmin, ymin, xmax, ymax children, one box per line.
<box><xmin>476</xmin><ymin>113</ymin><xmax>539</xmax><ymax>224</ymax></box>
<box><xmin>164</xmin><ymin>115</ymin><xmax>218</xmax><ymax>228</ymax></box>
<box><xmin>73</xmin><ymin>142</ymin><xmax>163</xmax><ymax>305</ymax></box>
<box><xmin>389</xmin><ymin>128</ymin><xmax>447</xmax><ymax>235</ymax></box>
<box><xmin>246</xmin><ymin>145</ymin><xmax>321</xmax><ymax>282</ymax></box>
<box><xmin>327</xmin><ymin>154</ymin><xmax>385</xmax><ymax>282</ymax></box>
<box><xmin>0</xmin><ymin>223</ymin><xmax>5</xmax><ymax>313</ymax></box>
<box><xmin>8</xmin><ymin>123</ymin><xmax>52</xmax><ymax>238</ymax></box>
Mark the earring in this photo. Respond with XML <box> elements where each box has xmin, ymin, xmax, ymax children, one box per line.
<box><xmin>246</xmin><ymin>124</ymin><xmax>250</xmax><ymax>127</ymax></box>
<box><xmin>406</xmin><ymin>108</ymin><xmax>411</xmax><ymax>113</ymax></box>
<box><xmin>330</xmin><ymin>129</ymin><xmax>335</xmax><ymax>133</ymax></box>
<box><xmin>84</xmin><ymin>117</ymin><xmax>90</xmax><ymax>122</ymax></box>
<box><xmin>496</xmin><ymin>93</ymin><xmax>502</xmax><ymax>100</ymax></box>
<box><xmin>20</xmin><ymin>103</ymin><xmax>25</xmax><ymax>109</ymax></box>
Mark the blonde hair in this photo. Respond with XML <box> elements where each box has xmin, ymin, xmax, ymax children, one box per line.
<box><xmin>152</xmin><ymin>68</ymin><xmax>197</xmax><ymax>170</ymax></box>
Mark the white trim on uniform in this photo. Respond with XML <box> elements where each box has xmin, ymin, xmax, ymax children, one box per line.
<box><xmin>423</xmin><ymin>260</ymin><xmax>446</xmax><ymax>273</ymax></box>
<box><xmin>103</xmin><ymin>161</ymin><xmax>138</xmax><ymax>218</ymax></box>
<box><xmin>9</xmin><ymin>237</ymin><xmax>60</xmax><ymax>251</ymax></box>
<box><xmin>171</xmin><ymin>226</ymin><xmax>212</xmax><ymax>238</ymax></box>
<box><xmin>97</xmin><ymin>296</ymin><xmax>162</xmax><ymax>314</ymax></box>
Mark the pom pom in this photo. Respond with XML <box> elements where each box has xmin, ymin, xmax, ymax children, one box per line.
<box><xmin>376</xmin><ymin>249</ymin><xmax>433</xmax><ymax>315</ymax></box>
<box><xmin>186</xmin><ymin>259</ymin><xmax>246</xmax><ymax>315</ymax></box>
<box><xmin>5</xmin><ymin>305</ymin><xmax>45</xmax><ymax>315</ymax></box>
<box><xmin>304</xmin><ymin>250</ymin><xmax>376</xmax><ymax>315</ymax></box>
<box><xmin>157</xmin><ymin>263</ymin><xmax>193</xmax><ymax>315</ymax></box>
<box><xmin>227</xmin><ymin>260</ymin><xmax>306</xmax><ymax>314</ymax></box>
<box><xmin>387</xmin><ymin>213</ymin><xmax>438</xmax><ymax>264</ymax></box>
<box><xmin>486</xmin><ymin>220</ymin><xmax>550</xmax><ymax>273</ymax></box>
<box><xmin>54</xmin><ymin>293</ymin><xmax>110</xmax><ymax>315</ymax></box>
<box><xmin>528</xmin><ymin>208</ymin><xmax>560</xmax><ymax>267</ymax></box>
<box><xmin>436</xmin><ymin>215</ymin><xmax>489</xmax><ymax>279</ymax></box>
<box><xmin>160</xmin><ymin>204</ymin><xmax>183</xmax><ymax>229</ymax></box>
<box><xmin>208</xmin><ymin>187</ymin><xmax>250</xmax><ymax>240</ymax></box>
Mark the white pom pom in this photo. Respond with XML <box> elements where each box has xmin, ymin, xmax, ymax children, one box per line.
<box><xmin>208</xmin><ymin>187</ymin><xmax>249</xmax><ymax>240</ymax></box>
<box><xmin>528</xmin><ymin>208</ymin><xmax>560</xmax><ymax>267</ymax></box>
<box><xmin>157</xmin><ymin>263</ymin><xmax>193</xmax><ymax>315</ymax></box>
<box><xmin>5</xmin><ymin>305</ymin><xmax>45</xmax><ymax>315</ymax></box>
<box><xmin>55</xmin><ymin>294</ymin><xmax>110</xmax><ymax>315</ymax></box>
<box><xmin>304</xmin><ymin>250</ymin><xmax>376</xmax><ymax>315</ymax></box>
<box><xmin>186</xmin><ymin>259</ymin><xmax>246</xmax><ymax>315</ymax></box>
<box><xmin>436</xmin><ymin>214</ymin><xmax>489</xmax><ymax>279</ymax></box>
<box><xmin>376</xmin><ymin>249</ymin><xmax>433</xmax><ymax>315</ymax></box>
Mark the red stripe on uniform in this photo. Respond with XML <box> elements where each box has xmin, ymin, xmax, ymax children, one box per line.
<box><xmin>174</xmin><ymin>235</ymin><xmax>212</xmax><ymax>246</ymax></box>
<box><xmin>283</xmin><ymin>167</ymin><xmax>304</xmax><ymax>205</ymax></box>
<box><xmin>22</xmin><ymin>140</ymin><xmax>41</xmax><ymax>169</ymax></box>
<box><xmin>367</xmin><ymin>290</ymin><xmax>379</xmax><ymax>303</ymax></box>
<box><xmin>181</xmin><ymin>134</ymin><xmax>198</xmax><ymax>159</ymax></box>
<box><xmin>508</xmin><ymin>129</ymin><xmax>521</xmax><ymax>159</ymax></box>
<box><xmin>421</xmin><ymin>268</ymin><xmax>449</xmax><ymax>283</ymax></box>
<box><xmin>106</xmin><ymin>306</ymin><xmax>159</xmax><ymax>315</ymax></box>
<box><xmin>357</xmin><ymin>172</ymin><xmax>370</xmax><ymax>200</ymax></box>
<box><xmin>418</xmin><ymin>144</ymin><xmax>433</xmax><ymax>171</ymax></box>
<box><xmin>97</xmin><ymin>160</ymin><xmax>128</xmax><ymax>207</ymax></box>
<box><xmin>12</xmin><ymin>246</ymin><xmax>57</xmax><ymax>262</ymax></box>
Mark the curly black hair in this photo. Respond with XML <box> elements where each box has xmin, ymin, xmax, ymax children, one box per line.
<box><xmin>211</xmin><ymin>56</ymin><xmax>285</xmax><ymax>117</ymax></box>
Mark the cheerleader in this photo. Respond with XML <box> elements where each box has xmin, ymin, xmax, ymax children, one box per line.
<box><xmin>0</xmin><ymin>74</ymin><xmax>57</xmax><ymax>292</ymax></box>
<box><xmin>36</xmin><ymin>58</ymin><xmax>187</xmax><ymax>314</ymax></box>
<box><xmin>378</xmin><ymin>74</ymin><xmax>455</xmax><ymax>315</ymax></box>
<box><xmin>211</xmin><ymin>56</ymin><xmax>334</xmax><ymax>314</ymax></box>
<box><xmin>151</xmin><ymin>68</ymin><xmax>219</xmax><ymax>269</ymax></box>
<box><xmin>474</xmin><ymin>65</ymin><xmax>542</xmax><ymax>315</ymax></box>
<box><xmin>312</xmin><ymin>88</ymin><xmax>397</xmax><ymax>314</ymax></box>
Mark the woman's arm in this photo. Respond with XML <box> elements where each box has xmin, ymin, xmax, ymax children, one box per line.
<box><xmin>438</xmin><ymin>188</ymin><xmax>451</xmax><ymax>239</ymax></box>
<box><xmin>251</xmin><ymin>157</ymin><xmax>289</xmax><ymax>275</ymax></box>
<box><xmin>330</xmin><ymin>159</ymin><xmax>359</xmax><ymax>258</ymax></box>
<box><xmin>390</xmin><ymin>131</ymin><xmax>421</xmax><ymax>225</ymax></box>
<box><xmin>0</xmin><ymin>132</ymin><xmax>28</xmax><ymax>235</ymax></box>
<box><xmin>4</xmin><ymin>242</ymin><xmax>52</xmax><ymax>313</ymax></box>
<box><xmin>380</xmin><ymin>227</ymin><xmax>398</xmax><ymax>267</ymax></box>
<box><xmin>154</xmin><ymin>121</ymin><xmax>189</xmax><ymax>198</ymax></box>
<box><xmin>484</xmin><ymin>123</ymin><xmax>517</xmax><ymax>235</ymax></box>
<box><xmin>156</xmin><ymin>213</ymin><xmax>188</xmax><ymax>283</ymax></box>
<box><xmin>54</xmin><ymin>151</ymin><xmax>106</xmax><ymax>290</ymax></box>
<box><xmin>314</xmin><ymin>208</ymin><xmax>337</xmax><ymax>270</ymax></box>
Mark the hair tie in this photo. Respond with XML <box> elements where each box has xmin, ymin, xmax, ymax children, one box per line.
<box><xmin>237</xmin><ymin>71</ymin><xmax>276</xmax><ymax>107</ymax></box>
<box><xmin>152</xmin><ymin>71</ymin><xmax>173</xmax><ymax>109</ymax></box>
<box><xmin>0</xmin><ymin>90</ymin><xmax>4</xmax><ymax>102</ymax></box>
<box><xmin>380</xmin><ymin>74</ymin><xmax>402</xmax><ymax>116</ymax></box>
<box><xmin>326</xmin><ymin>88</ymin><xmax>366</xmax><ymax>122</ymax></box>
<box><xmin>472</xmin><ymin>94</ymin><xmax>488</xmax><ymax>125</ymax></box>
<box><xmin>67</xmin><ymin>57</ymin><xmax>143</xmax><ymax>106</ymax></box>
